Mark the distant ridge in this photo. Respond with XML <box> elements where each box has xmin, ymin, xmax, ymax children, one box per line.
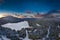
<box><xmin>47</xmin><ymin>10</ymin><xmax>60</xmax><ymax>14</ymax></box>
<box><xmin>0</xmin><ymin>16</ymin><xmax>36</xmax><ymax>25</ymax></box>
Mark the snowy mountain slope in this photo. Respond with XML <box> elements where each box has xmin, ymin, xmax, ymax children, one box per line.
<box><xmin>1</xmin><ymin>21</ymin><xmax>30</xmax><ymax>31</ymax></box>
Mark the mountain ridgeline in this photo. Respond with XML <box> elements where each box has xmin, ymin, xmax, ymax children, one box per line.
<box><xmin>0</xmin><ymin>10</ymin><xmax>60</xmax><ymax>25</ymax></box>
<box><xmin>0</xmin><ymin>16</ymin><xmax>36</xmax><ymax>25</ymax></box>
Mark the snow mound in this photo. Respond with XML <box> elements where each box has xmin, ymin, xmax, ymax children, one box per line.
<box><xmin>1</xmin><ymin>21</ymin><xmax>29</xmax><ymax>31</ymax></box>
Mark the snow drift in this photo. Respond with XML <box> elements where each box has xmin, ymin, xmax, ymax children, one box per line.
<box><xmin>1</xmin><ymin>21</ymin><xmax>29</xmax><ymax>31</ymax></box>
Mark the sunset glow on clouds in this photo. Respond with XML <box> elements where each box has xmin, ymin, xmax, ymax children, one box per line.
<box><xmin>0</xmin><ymin>12</ymin><xmax>24</xmax><ymax>18</ymax></box>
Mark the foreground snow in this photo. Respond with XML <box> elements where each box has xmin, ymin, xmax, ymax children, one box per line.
<box><xmin>1</xmin><ymin>21</ymin><xmax>31</xmax><ymax>40</ymax></box>
<box><xmin>0</xmin><ymin>36</ymin><xmax>10</xmax><ymax>40</ymax></box>
<box><xmin>23</xmin><ymin>30</ymin><xmax>31</xmax><ymax>40</ymax></box>
<box><xmin>2</xmin><ymin>21</ymin><xmax>30</xmax><ymax>31</ymax></box>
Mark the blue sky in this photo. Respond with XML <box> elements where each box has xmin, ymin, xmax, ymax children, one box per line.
<box><xmin>0</xmin><ymin>0</ymin><xmax>60</xmax><ymax>13</ymax></box>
